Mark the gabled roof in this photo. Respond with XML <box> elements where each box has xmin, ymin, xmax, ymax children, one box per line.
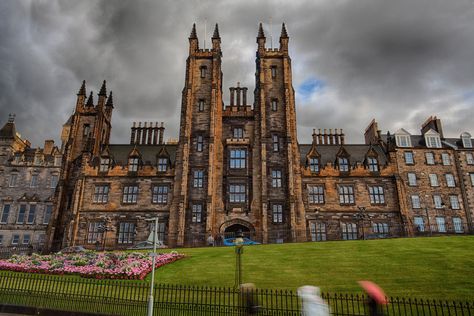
<box><xmin>394</xmin><ymin>128</ymin><xmax>411</xmax><ymax>136</ymax></box>
<box><xmin>106</xmin><ymin>144</ymin><xmax>178</xmax><ymax>166</ymax></box>
<box><xmin>424</xmin><ymin>128</ymin><xmax>440</xmax><ymax>136</ymax></box>
<box><xmin>299</xmin><ymin>144</ymin><xmax>388</xmax><ymax>167</ymax></box>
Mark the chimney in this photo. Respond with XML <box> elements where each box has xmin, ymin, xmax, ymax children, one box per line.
<box><xmin>236</xmin><ymin>83</ymin><xmax>241</xmax><ymax>106</ymax></box>
<box><xmin>329</xmin><ymin>129</ymin><xmax>334</xmax><ymax>145</ymax></box>
<box><xmin>318</xmin><ymin>129</ymin><xmax>322</xmax><ymax>145</ymax></box>
<box><xmin>230</xmin><ymin>88</ymin><xmax>235</xmax><ymax>106</ymax></box>
<box><xmin>421</xmin><ymin>116</ymin><xmax>444</xmax><ymax>138</ymax></box>
<box><xmin>159</xmin><ymin>122</ymin><xmax>165</xmax><ymax>144</ymax></box>
<box><xmin>147</xmin><ymin>122</ymin><xmax>153</xmax><ymax>145</ymax></box>
<box><xmin>153</xmin><ymin>122</ymin><xmax>159</xmax><ymax>145</ymax></box>
<box><xmin>43</xmin><ymin>140</ymin><xmax>54</xmax><ymax>155</ymax></box>
<box><xmin>130</xmin><ymin>122</ymin><xmax>137</xmax><ymax>144</ymax></box>
<box><xmin>242</xmin><ymin>87</ymin><xmax>248</xmax><ymax>106</ymax></box>
<box><xmin>334</xmin><ymin>129</ymin><xmax>340</xmax><ymax>145</ymax></box>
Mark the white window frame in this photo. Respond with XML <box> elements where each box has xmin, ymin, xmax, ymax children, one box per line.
<box><xmin>272</xmin><ymin>204</ymin><xmax>283</xmax><ymax>223</ymax></box>
<box><xmin>425</xmin><ymin>152</ymin><xmax>435</xmax><ymax>165</ymax></box>
<box><xmin>396</xmin><ymin>135</ymin><xmax>411</xmax><ymax>147</ymax></box>
<box><xmin>445</xmin><ymin>174</ymin><xmax>456</xmax><ymax>187</ymax></box>
<box><xmin>433</xmin><ymin>195</ymin><xmax>443</xmax><ymax>209</ymax></box>
<box><xmin>466</xmin><ymin>153</ymin><xmax>474</xmax><ymax>165</ymax></box>
<box><xmin>338</xmin><ymin>185</ymin><xmax>355</xmax><ymax>205</ymax></box>
<box><xmin>450</xmin><ymin>195</ymin><xmax>460</xmax><ymax>209</ymax></box>
<box><xmin>414</xmin><ymin>217</ymin><xmax>425</xmax><ymax>232</ymax></box>
<box><xmin>441</xmin><ymin>153</ymin><xmax>451</xmax><ymax>166</ymax></box>
<box><xmin>192</xmin><ymin>204</ymin><xmax>202</xmax><ymax>223</ymax></box>
<box><xmin>99</xmin><ymin>158</ymin><xmax>110</xmax><ymax>172</ymax></box>
<box><xmin>411</xmin><ymin>195</ymin><xmax>421</xmax><ymax>209</ymax></box>
<box><xmin>404</xmin><ymin>152</ymin><xmax>414</xmax><ymax>164</ymax></box>
<box><xmin>453</xmin><ymin>217</ymin><xmax>463</xmax><ymax>233</ymax></box>
<box><xmin>425</xmin><ymin>135</ymin><xmax>441</xmax><ymax>148</ymax></box>
<box><xmin>429</xmin><ymin>174</ymin><xmax>439</xmax><ymax>187</ymax></box>
<box><xmin>128</xmin><ymin>157</ymin><xmax>139</xmax><ymax>172</ymax></box>
<box><xmin>436</xmin><ymin>217</ymin><xmax>446</xmax><ymax>232</ymax></box>
<box><xmin>157</xmin><ymin>158</ymin><xmax>168</xmax><ymax>172</ymax></box>
<box><xmin>408</xmin><ymin>173</ymin><xmax>417</xmax><ymax>186</ymax></box>
<box><xmin>308</xmin><ymin>185</ymin><xmax>324</xmax><ymax>204</ymax></box>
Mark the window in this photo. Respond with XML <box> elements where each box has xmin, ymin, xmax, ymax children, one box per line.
<box><xmin>200</xmin><ymin>66</ymin><xmax>207</xmax><ymax>78</ymax></box>
<box><xmin>396</xmin><ymin>135</ymin><xmax>411</xmax><ymax>147</ymax></box>
<box><xmin>450</xmin><ymin>195</ymin><xmax>460</xmax><ymax>209</ymax></box>
<box><xmin>310</xmin><ymin>222</ymin><xmax>326</xmax><ymax>241</ymax></box>
<box><xmin>50</xmin><ymin>175</ymin><xmax>58</xmax><ymax>188</ymax></box>
<box><xmin>271</xmin><ymin>99</ymin><xmax>278</xmax><ymax>111</ymax></box>
<box><xmin>34</xmin><ymin>155</ymin><xmax>42</xmax><ymax>165</ymax></box>
<box><xmin>233</xmin><ymin>127</ymin><xmax>244</xmax><ymax>139</ymax></box>
<box><xmin>411</xmin><ymin>195</ymin><xmax>421</xmax><ymax>209</ymax></box>
<box><xmin>414</xmin><ymin>217</ymin><xmax>425</xmax><ymax>232</ymax></box>
<box><xmin>408</xmin><ymin>173</ymin><xmax>417</xmax><ymax>186</ymax></box>
<box><xmin>17</xmin><ymin>205</ymin><xmax>27</xmax><ymax>224</ymax></box>
<box><xmin>426</xmin><ymin>135</ymin><xmax>441</xmax><ymax>148</ymax></box>
<box><xmin>470</xmin><ymin>173</ymin><xmax>474</xmax><ymax>186</ymax></box>
<box><xmin>198</xmin><ymin>99</ymin><xmax>205</xmax><ymax>112</ymax></box>
<box><xmin>118</xmin><ymin>222</ymin><xmax>136</xmax><ymax>244</ymax></box>
<box><xmin>425</xmin><ymin>152</ymin><xmax>435</xmax><ymax>165</ymax></box>
<box><xmin>196</xmin><ymin>135</ymin><xmax>203</xmax><ymax>152</ymax></box>
<box><xmin>271</xmin><ymin>66</ymin><xmax>277</xmax><ymax>78</ymax></box>
<box><xmin>368</xmin><ymin>186</ymin><xmax>385</xmax><ymax>204</ymax></box>
<box><xmin>230</xmin><ymin>149</ymin><xmax>246</xmax><ymax>169</ymax></box>
<box><xmin>43</xmin><ymin>205</ymin><xmax>53</xmax><ymax>225</ymax></box>
<box><xmin>54</xmin><ymin>156</ymin><xmax>62</xmax><ymax>167</ymax></box>
<box><xmin>229</xmin><ymin>184</ymin><xmax>246</xmax><ymax>203</ymax></box>
<box><xmin>441</xmin><ymin>153</ymin><xmax>451</xmax><ymax>165</ymax></box>
<box><xmin>372</xmin><ymin>223</ymin><xmax>389</xmax><ymax>236</ymax></box>
<box><xmin>272</xmin><ymin>135</ymin><xmax>279</xmax><ymax>152</ymax></box>
<box><xmin>157</xmin><ymin>158</ymin><xmax>168</xmax><ymax>172</ymax></box>
<box><xmin>462</xmin><ymin>136</ymin><xmax>472</xmax><ymax>148</ymax></box>
<box><xmin>272</xmin><ymin>204</ymin><xmax>283</xmax><ymax>223</ymax></box>
<box><xmin>467</xmin><ymin>153</ymin><xmax>474</xmax><ymax>165</ymax></box>
<box><xmin>152</xmin><ymin>185</ymin><xmax>168</xmax><ymax>204</ymax></box>
<box><xmin>192</xmin><ymin>204</ymin><xmax>202</xmax><ymax>223</ymax></box>
<box><xmin>0</xmin><ymin>235</ymin><xmax>3</xmax><ymax>245</ymax></box>
<box><xmin>309</xmin><ymin>158</ymin><xmax>319</xmax><ymax>173</ymax></box>
<box><xmin>9</xmin><ymin>174</ymin><xmax>18</xmax><ymax>187</ymax></box>
<box><xmin>429</xmin><ymin>174</ymin><xmax>439</xmax><ymax>187</ymax></box>
<box><xmin>22</xmin><ymin>234</ymin><xmax>30</xmax><ymax>245</ymax></box>
<box><xmin>453</xmin><ymin>218</ymin><xmax>463</xmax><ymax>233</ymax></box>
<box><xmin>341</xmin><ymin>223</ymin><xmax>358</xmax><ymax>240</ymax></box>
<box><xmin>433</xmin><ymin>195</ymin><xmax>443</xmax><ymax>209</ymax></box>
<box><xmin>30</xmin><ymin>174</ymin><xmax>38</xmax><ymax>188</ymax></box>
<box><xmin>445</xmin><ymin>174</ymin><xmax>455</xmax><ymax>187</ymax></box>
<box><xmin>11</xmin><ymin>234</ymin><xmax>20</xmax><ymax>245</ymax></box>
<box><xmin>271</xmin><ymin>170</ymin><xmax>282</xmax><ymax>188</ymax></box>
<box><xmin>99</xmin><ymin>158</ymin><xmax>110</xmax><ymax>172</ymax></box>
<box><xmin>308</xmin><ymin>185</ymin><xmax>324</xmax><ymax>204</ymax></box>
<box><xmin>122</xmin><ymin>185</ymin><xmax>139</xmax><ymax>204</ymax></box>
<box><xmin>149</xmin><ymin>221</ymin><xmax>166</xmax><ymax>242</ymax></box>
<box><xmin>83</xmin><ymin>124</ymin><xmax>90</xmax><ymax>137</ymax></box>
<box><xmin>404</xmin><ymin>152</ymin><xmax>414</xmax><ymax>164</ymax></box>
<box><xmin>87</xmin><ymin>222</ymin><xmax>104</xmax><ymax>244</ymax></box>
<box><xmin>26</xmin><ymin>204</ymin><xmax>36</xmax><ymax>224</ymax></box>
<box><xmin>367</xmin><ymin>157</ymin><xmax>378</xmax><ymax>172</ymax></box>
<box><xmin>193</xmin><ymin>170</ymin><xmax>204</xmax><ymax>188</ymax></box>
<box><xmin>436</xmin><ymin>217</ymin><xmax>446</xmax><ymax>232</ymax></box>
<box><xmin>338</xmin><ymin>157</ymin><xmax>349</xmax><ymax>172</ymax></box>
<box><xmin>128</xmin><ymin>157</ymin><xmax>139</xmax><ymax>172</ymax></box>
<box><xmin>338</xmin><ymin>185</ymin><xmax>355</xmax><ymax>205</ymax></box>
<box><xmin>1</xmin><ymin>204</ymin><xmax>10</xmax><ymax>224</ymax></box>
<box><xmin>93</xmin><ymin>185</ymin><xmax>109</xmax><ymax>203</ymax></box>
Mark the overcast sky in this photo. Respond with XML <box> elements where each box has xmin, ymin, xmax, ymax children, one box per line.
<box><xmin>1</xmin><ymin>0</ymin><xmax>474</xmax><ymax>147</ymax></box>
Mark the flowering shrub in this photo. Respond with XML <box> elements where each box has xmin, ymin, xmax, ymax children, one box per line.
<box><xmin>0</xmin><ymin>251</ymin><xmax>184</xmax><ymax>280</ymax></box>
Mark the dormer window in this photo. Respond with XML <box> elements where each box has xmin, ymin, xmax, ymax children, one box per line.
<box><xmin>461</xmin><ymin>132</ymin><xmax>472</xmax><ymax>148</ymax></box>
<box><xmin>200</xmin><ymin>66</ymin><xmax>207</xmax><ymax>78</ymax></box>
<box><xmin>367</xmin><ymin>157</ymin><xmax>378</xmax><ymax>172</ymax></box>
<box><xmin>309</xmin><ymin>157</ymin><xmax>319</xmax><ymax>173</ymax></box>
<box><xmin>425</xmin><ymin>130</ymin><xmax>441</xmax><ymax>148</ymax></box>
<box><xmin>54</xmin><ymin>156</ymin><xmax>62</xmax><ymax>167</ymax></box>
<box><xmin>128</xmin><ymin>157</ymin><xmax>139</xmax><ymax>172</ymax></box>
<box><xmin>34</xmin><ymin>155</ymin><xmax>42</xmax><ymax>165</ymax></box>
<box><xmin>83</xmin><ymin>124</ymin><xmax>90</xmax><ymax>137</ymax></box>
<box><xmin>99</xmin><ymin>157</ymin><xmax>110</xmax><ymax>172</ymax></box>
<box><xmin>338</xmin><ymin>157</ymin><xmax>349</xmax><ymax>172</ymax></box>
<box><xmin>157</xmin><ymin>157</ymin><xmax>168</xmax><ymax>172</ymax></box>
<box><xmin>395</xmin><ymin>129</ymin><xmax>412</xmax><ymax>147</ymax></box>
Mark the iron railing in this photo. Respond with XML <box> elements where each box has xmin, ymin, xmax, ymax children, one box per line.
<box><xmin>0</xmin><ymin>271</ymin><xmax>472</xmax><ymax>315</ymax></box>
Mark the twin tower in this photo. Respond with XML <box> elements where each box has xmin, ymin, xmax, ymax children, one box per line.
<box><xmin>168</xmin><ymin>23</ymin><xmax>306</xmax><ymax>245</ymax></box>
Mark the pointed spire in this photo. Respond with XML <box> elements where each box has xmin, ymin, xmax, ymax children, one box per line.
<box><xmin>86</xmin><ymin>91</ymin><xmax>94</xmax><ymax>107</ymax></box>
<box><xmin>106</xmin><ymin>91</ymin><xmax>114</xmax><ymax>108</ymax></box>
<box><xmin>212</xmin><ymin>23</ymin><xmax>220</xmax><ymax>39</ymax></box>
<box><xmin>280</xmin><ymin>23</ymin><xmax>288</xmax><ymax>38</ymax></box>
<box><xmin>98</xmin><ymin>80</ymin><xmax>107</xmax><ymax>96</ymax></box>
<box><xmin>257</xmin><ymin>22</ymin><xmax>265</xmax><ymax>38</ymax></box>
<box><xmin>189</xmin><ymin>23</ymin><xmax>197</xmax><ymax>39</ymax></box>
<box><xmin>77</xmin><ymin>80</ymin><xmax>86</xmax><ymax>96</ymax></box>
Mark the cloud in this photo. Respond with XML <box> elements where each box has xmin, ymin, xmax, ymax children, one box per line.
<box><xmin>1</xmin><ymin>0</ymin><xmax>474</xmax><ymax>147</ymax></box>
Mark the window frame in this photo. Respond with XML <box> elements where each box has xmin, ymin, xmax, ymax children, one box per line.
<box><xmin>411</xmin><ymin>195</ymin><xmax>421</xmax><ymax>209</ymax></box>
<box><xmin>192</xmin><ymin>204</ymin><xmax>202</xmax><ymax>223</ymax></box>
<box><xmin>229</xmin><ymin>184</ymin><xmax>247</xmax><ymax>203</ymax></box>
<box><xmin>99</xmin><ymin>157</ymin><xmax>110</xmax><ymax>172</ymax></box>
<box><xmin>338</xmin><ymin>157</ymin><xmax>349</xmax><ymax>172</ymax></box>
<box><xmin>198</xmin><ymin>99</ymin><xmax>205</xmax><ymax>112</ymax></box>
<box><xmin>425</xmin><ymin>152</ymin><xmax>435</xmax><ymax>165</ymax></box>
<box><xmin>93</xmin><ymin>185</ymin><xmax>110</xmax><ymax>204</ymax></box>
<box><xmin>310</xmin><ymin>222</ymin><xmax>327</xmax><ymax>241</ymax></box>
<box><xmin>271</xmin><ymin>66</ymin><xmax>277</xmax><ymax>78</ymax></box>
<box><xmin>426</xmin><ymin>135</ymin><xmax>441</xmax><ymax>148</ymax></box>
<box><xmin>233</xmin><ymin>127</ymin><xmax>244</xmax><ymax>139</ymax></box>
<box><xmin>152</xmin><ymin>185</ymin><xmax>169</xmax><ymax>204</ymax></box>
<box><xmin>229</xmin><ymin>149</ymin><xmax>246</xmax><ymax>169</ymax></box>
<box><xmin>338</xmin><ymin>185</ymin><xmax>355</xmax><ymax>205</ymax></box>
<box><xmin>341</xmin><ymin>222</ymin><xmax>358</xmax><ymax>240</ymax></box>
<box><xmin>272</xmin><ymin>204</ymin><xmax>283</xmax><ymax>223</ymax></box>
<box><xmin>309</xmin><ymin>157</ymin><xmax>320</xmax><ymax>173</ymax></box>
<box><xmin>200</xmin><ymin>66</ymin><xmax>207</xmax><ymax>78</ymax></box>
<box><xmin>308</xmin><ymin>185</ymin><xmax>325</xmax><ymax>204</ymax></box>
<box><xmin>196</xmin><ymin>135</ymin><xmax>204</xmax><ymax>152</ymax></box>
<box><xmin>157</xmin><ymin>157</ymin><xmax>168</xmax><ymax>172</ymax></box>
<box><xmin>414</xmin><ymin>216</ymin><xmax>425</xmax><ymax>232</ymax></box>
<box><xmin>433</xmin><ymin>195</ymin><xmax>443</xmax><ymax>209</ymax></box>
<box><xmin>466</xmin><ymin>153</ymin><xmax>474</xmax><ymax>165</ymax></box>
<box><xmin>9</xmin><ymin>174</ymin><xmax>18</xmax><ymax>187</ymax></box>
<box><xmin>17</xmin><ymin>204</ymin><xmax>27</xmax><ymax>224</ymax></box>
<box><xmin>26</xmin><ymin>204</ymin><xmax>36</xmax><ymax>224</ymax></box>
<box><xmin>441</xmin><ymin>153</ymin><xmax>451</xmax><ymax>166</ymax></box>
<box><xmin>272</xmin><ymin>135</ymin><xmax>279</xmax><ymax>152</ymax></box>
<box><xmin>128</xmin><ymin>157</ymin><xmax>139</xmax><ymax>172</ymax></box>
<box><xmin>453</xmin><ymin>217</ymin><xmax>463</xmax><ymax>233</ymax></box>
<box><xmin>436</xmin><ymin>217</ymin><xmax>446</xmax><ymax>232</ymax></box>
<box><xmin>30</xmin><ymin>174</ymin><xmax>38</xmax><ymax>188</ymax></box>
<box><xmin>429</xmin><ymin>174</ymin><xmax>439</xmax><ymax>187</ymax></box>
<box><xmin>193</xmin><ymin>170</ymin><xmax>204</xmax><ymax>188</ymax></box>
<box><xmin>122</xmin><ymin>185</ymin><xmax>139</xmax><ymax>204</ymax></box>
<box><xmin>445</xmin><ymin>173</ymin><xmax>456</xmax><ymax>187</ymax></box>
<box><xmin>117</xmin><ymin>222</ymin><xmax>136</xmax><ymax>244</ymax></box>
<box><xmin>407</xmin><ymin>173</ymin><xmax>417</xmax><ymax>186</ymax></box>
<box><xmin>43</xmin><ymin>205</ymin><xmax>53</xmax><ymax>225</ymax></box>
<box><xmin>368</xmin><ymin>186</ymin><xmax>385</xmax><ymax>205</ymax></box>
<box><xmin>271</xmin><ymin>170</ymin><xmax>282</xmax><ymax>188</ymax></box>
<box><xmin>87</xmin><ymin>222</ymin><xmax>104</xmax><ymax>244</ymax></box>
<box><xmin>1</xmin><ymin>204</ymin><xmax>11</xmax><ymax>224</ymax></box>
<box><xmin>367</xmin><ymin>157</ymin><xmax>379</xmax><ymax>172</ymax></box>
<box><xmin>50</xmin><ymin>174</ymin><xmax>58</xmax><ymax>188</ymax></box>
<box><xmin>449</xmin><ymin>195</ymin><xmax>460</xmax><ymax>210</ymax></box>
<box><xmin>404</xmin><ymin>151</ymin><xmax>414</xmax><ymax>164</ymax></box>
<box><xmin>271</xmin><ymin>99</ymin><xmax>278</xmax><ymax>111</ymax></box>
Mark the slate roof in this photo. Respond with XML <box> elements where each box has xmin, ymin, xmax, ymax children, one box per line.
<box><xmin>299</xmin><ymin>144</ymin><xmax>389</xmax><ymax>166</ymax></box>
<box><xmin>383</xmin><ymin>133</ymin><xmax>473</xmax><ymax>150</ymax></box>
<box><xmin>106</xmin><ymin>144</ymin><xmax>178</xmax><ymax>165</ymax></box>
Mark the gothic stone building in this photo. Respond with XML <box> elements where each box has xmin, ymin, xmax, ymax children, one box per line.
<box><xmin>14</xmin><ymin>23</ymin><xmax>470</xmax><ymax>250</ymax></box>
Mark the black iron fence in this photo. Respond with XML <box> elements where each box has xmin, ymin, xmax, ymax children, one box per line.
<box><xmin>0</xmin><ymin>271</ymin><xmax>472</xmax><ymax>315</ymax></box>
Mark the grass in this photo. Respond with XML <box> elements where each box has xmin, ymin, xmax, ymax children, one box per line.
<box><xmin>153</xmin><ymin>236</ymin><xmax>474</xmax><ymax>300</ymax></box>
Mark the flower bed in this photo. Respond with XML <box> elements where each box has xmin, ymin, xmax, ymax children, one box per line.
<box><xmin>0</xmin><ymin>251</ymin><xmax>184</xmax><ymax>280</ymax></box>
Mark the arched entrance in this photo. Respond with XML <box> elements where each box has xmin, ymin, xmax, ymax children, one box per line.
<box><xmin>220</xmin><ymin>219</ymin><xmax>256</xmax><ymax>239</ymax></box>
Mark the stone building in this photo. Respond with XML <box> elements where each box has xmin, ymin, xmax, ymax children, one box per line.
<box><xmin>0</xmin><ymin>116</ymin><xmax>62</xmax><ymax>248</ymax></box>
<box><xmin>28</xmin><ymin>23</ymin><xmax>472</xmax><ymax>250</ymax></box>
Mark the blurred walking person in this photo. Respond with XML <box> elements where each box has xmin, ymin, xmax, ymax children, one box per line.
<box><xmin>298</xmin><ymin>286</ymin><xmax>330</xmax><ymax>316</ymax></box>
<box><xmin>358</xmin><ymin>281</ymin><xmax>388</xmax><ymax>316</ymax></box>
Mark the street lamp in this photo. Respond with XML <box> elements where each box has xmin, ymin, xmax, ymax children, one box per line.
<box><xmin>354</xmin><ymin>206</ymin><xmax>367</xmax><ymax>240</ymax></box>
<box><xmin>234</xmin><ymin>230</ymin><xmax>244</xmax><ymax>289</ymax></box>
<box><xmin>145</xmin><ymin>216</ymin><xmax>160</xmax><ymax>316</ymax></box>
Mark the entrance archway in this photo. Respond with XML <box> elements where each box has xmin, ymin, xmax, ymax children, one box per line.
<box><xmin>220</xmin><ymin>219</ymin><xmax>256</xmax><ymax>239</ymax></box>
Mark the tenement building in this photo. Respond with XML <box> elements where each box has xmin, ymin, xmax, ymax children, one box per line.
<box><xmin>1</xmin><ymin>23</ymin><xmax>473</xmax><ymax>250</ymax></box>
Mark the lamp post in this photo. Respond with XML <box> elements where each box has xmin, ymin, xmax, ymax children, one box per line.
<box><xmin>145</xmin><ymin>217</ymin><xmax>159</xmax><ymax>316</ymax></box>
<box><xmin>234</xmin><ymin>230</ymin><xmax>244</xmax><ymax>289</ymax></box>
<box><xmin>354</xmin><ymin>206</ymin><xmax>367</xmax><ymax>240</ymax></box>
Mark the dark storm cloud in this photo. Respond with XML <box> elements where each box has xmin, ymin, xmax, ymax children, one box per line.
<box><xmin>1</xmin><ymin>0</ymin><xmax>474</xmax><ymax>147</ymax></box>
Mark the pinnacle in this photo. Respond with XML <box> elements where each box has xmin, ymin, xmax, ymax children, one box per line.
<box><xmin>99</xmin><ymin>80</ymin><xmax>107</xmax><ymax>96</ymax></box>
<box><xmin>281</xmin><ymin>23</ymin><xmax>288</xmax><ymax>38</ymax></box>
<box><xmin>86</xmin><ymin>91</ymin><xmax>94</xmax><ymax>107</ymax></box>
<box><xmin>257</xmin><ymin>22</ymin><xmax>265</xmax><ymax>38</ymax></box>
<box><xmin>212</xmin><ymin>23</ymin><xmax>220</xmax><ymax>39</ymax></box>
<box><xmin>77</xmin><ymin>80</ymin><xmax>86</xmax><ymax>96</ymax></box>
<box><xmin>189</xmin><ymin>23</ymin><xmax>197</xmax><ymax>39</ymax></box>
<box><xmin>106</xmin><ymin>91</ymin><xmax>114</xmax><ymax>108</ymax></box>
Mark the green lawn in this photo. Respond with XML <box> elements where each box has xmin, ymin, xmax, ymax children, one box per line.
<box><xmin>154</xmin><ymin>236</ymin><xmax>474</xmax><ymax>300</ymax></box>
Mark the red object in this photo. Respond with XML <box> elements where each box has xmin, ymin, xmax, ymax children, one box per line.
<box><xmin>358</xmin><ymin>280</ymin><xmax>388</xmax><ymax>305</ymax></box>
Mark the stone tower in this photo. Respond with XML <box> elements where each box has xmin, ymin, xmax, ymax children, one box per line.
<box><xmin>48</xmin><ymin>80</ymin><xmax>114</xmax><ymax>250</ymax></box>
<box><xmin>169</xmin><ymin>24</ymin><xmax>224</xmax><ymax>247</ymax></box>
<box><xmin>253</xmin><ymin>23</ymin><xmax>306</xmax><ymax>242</ymax></box>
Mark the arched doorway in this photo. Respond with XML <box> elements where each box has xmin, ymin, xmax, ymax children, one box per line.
<box><xmin>224</xmin><ymin>224</ymin><xmax>250</xmax><ymax>239</ymax></box>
